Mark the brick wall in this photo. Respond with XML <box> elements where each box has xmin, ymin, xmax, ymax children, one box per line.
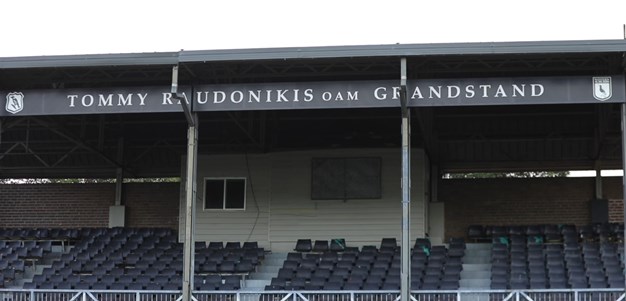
<box><xmin>0</xmin><ymin>183</ymin><xmax>179</xmax><ymax>229</ymax></box>
<box><xmin>441</xmin><ymin>177</ymin><xmax>625</xmax><ymax>240</ymax></box>
<box><xmin>603</xmin><ymin>177</ymin><xmax>624</xmax><ymax>223</ymax></box>
<box><xmin>442</xmin><ymin>177</ymin><xmax>590</xmax><ymax>239</ymax></box>
<box><xmin>124</xmin><ymin>182</ymin><xmax>179</xmax><ymax>229</ymax></box>
<box><xmin>0</xmin><ymin>183</ymin><xmax>115</xmax><ymax>228</ymax></box>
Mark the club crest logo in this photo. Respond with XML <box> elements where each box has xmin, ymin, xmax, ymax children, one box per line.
<box><xmin>5</xmin><ymin>92</ymin><xmax>24</xmax><ymax>114</ymax></box>
<box><xmin>593</xmin><ymin>77</ymin><xmax>612</xmax><ymax>101</ymax></box>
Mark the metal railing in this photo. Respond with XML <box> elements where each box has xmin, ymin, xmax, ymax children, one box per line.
<box><xmin>0</xmin><ymin>289</ymin><xmax>624</xmax><ymax>301</ymax></box>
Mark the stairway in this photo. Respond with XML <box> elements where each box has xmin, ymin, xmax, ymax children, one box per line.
<box><xmin>242</xmin><ymin>252</ymin><xmax>286</xmax><ymax>290</ymax></box>
<box><xmin>8</xmin><ymin>247</ymin><xmax>62</xmax><ymax>289</ymax></box>
<box><xmin>460</xmin><ymin>243</ymin><xmax>492</xmax><ymax>290</ymax></box>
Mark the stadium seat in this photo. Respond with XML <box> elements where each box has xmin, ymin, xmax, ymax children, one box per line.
<box><xmin>467</xmin><ymin>225</ymin><xmax>485</xmax><ymax>241</ymax></box>
<box><xmin>295</xmin><ymin>239</ymin><xmax>313</xmax><ymax>252</ymax></box>
<box><xmin>75</xmin><ymin>282</ymin><xmax>91</xmax><ymax>290</ymax></box>
<box><xmin>313</xmin><ymin>240</ymin><xmax>329</xmax><ymax>252</ymax></box>
<box><xmin>330</xmin><ymin>239</ymin><xmax>346</xmax><ymax>252</ymax></box>
<box><xmin>323</xmin><ymin>281</ymin><xmax>342</xmax><ymax>290</ymax></box>
<box><xmin>225</xmin><ymin>242</ymin><xmax>241</xmax><ymax>249</ymax></box>
<box><xmin>380</xmin><ymin>238</ymin><xmax>397</xmax><ymax>249</ymax></box>
<box><xmin>54</xmin><ymin>282</ymin><xmax>72</xmax><ymax>290</ymax></box>
<box><xmin>208</xmin><ymin>241</ymin><xmax>223</xmax><ymax>249</ymax></box>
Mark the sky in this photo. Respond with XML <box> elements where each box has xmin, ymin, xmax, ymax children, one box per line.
<box><xmin>1</xmin><ymin>0</ymin><xmax>625</xmax><ymax>57</ymax></box>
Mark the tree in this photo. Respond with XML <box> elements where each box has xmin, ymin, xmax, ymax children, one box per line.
<box><xmin>443</xmin><ymin>171</ymin><xmax>569</xmax><ymax>179</ymax></box>
<box><xmin>0</xmin><ymin>177</ymin><xmax>180</xmax><ymax>184</ymax></box>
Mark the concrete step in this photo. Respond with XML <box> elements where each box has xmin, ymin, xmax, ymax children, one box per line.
<box><xmin>262</xmin><ymin>253</ymin><xmax>287</xmax><ymax>266</ymax></box>
<box><xmin>463</xmin><ymin>256</ymin><xmax>491</xmax><ymax>264</ymax></box>
<box><xmin>247</xmin><ymin>252</ymin><xmax>285</xmax><ymax>281</ymax></box>
<box><xmin>465</xmin><ymin>243</ymin><xmax>492</xmax><ymax>251</ymax></box>
<box><xmin>456</xmin><ymin>293</ymin><xmax>491</xmax><ymax>301</ymax></box>
<box><xmin>464</xmin><ymin>249</ymin><xmax>491</xmax><ymax>256</ymax></box>
<box><xmin>35</xmin><ymin>264</ymin><xmax>52</xmax><ymax>275</ymax></box>
<box><xmin>459</xmin><ymin>279</ymin><xmax>491</xmax><ymax>289</ymax></box>
<box><xmin>248</xmin><ymin>272</ymin><xmax>277</xmax><ymax>280</ymax></box>
<box><xmin>461</xmin><ymin>270</ymin><xmax>491</xmax><ymax>279</ymax></box>
<box><xmin>267</xmin><ymin>252</ymin><xmax>288</xmax><ymax>258</ymax></box>
<box><xmin>240</xmin><ymin>286</ymin><xmax>267</xmax><ymax>291</ymax></box>
<box><xmin>244</xmin><ymin>279</ymin><xmax>271</xmax><ymax>289</ymax></box>
<box><xmin>257</xmin><ymin>265</ymin><xmax>281</xmax><ymax>274</ymax></box>
<box><xmin>460</xmin><ymin>243</ymin><xmax>492</xmax><ymax>289</ymax></box>
<box><xmin>261</xmin><ymin>258</ymin><xmax>284</xmax><ymax>265</ymax></box>
<box><xmin>462</xmin><ymin>264</ymin><xmax>491</xmax><ymax>272</ymax></box>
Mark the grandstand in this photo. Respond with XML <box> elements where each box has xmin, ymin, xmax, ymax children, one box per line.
<box><xmin>1</xmin><ymin>40</ymin><xmax>626</xmax><ymax>301</ymax></box>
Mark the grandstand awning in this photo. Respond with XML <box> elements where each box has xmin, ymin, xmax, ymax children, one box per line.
<box><xmin>1</xmin><ymin>39</ymin><xmax>626</xmax><ymax>177</ymax></box>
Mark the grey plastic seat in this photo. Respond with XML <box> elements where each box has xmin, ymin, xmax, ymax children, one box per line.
<box><xmin>313</xmin><ymin>240</ymin><xmax>329</xmax><ymax>252</ymax></box>
<box><xmin>295</xmin><ymin>239</ymin><xmax>312</xmax><ymax>252</ymax></box>
<box><xmin>323</xmin><ymin>281</ymin><xmax>342</xmax><ymax>290</ymax></box>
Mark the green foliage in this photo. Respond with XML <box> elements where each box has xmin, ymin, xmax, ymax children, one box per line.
<box><xmin>0</xmin><ymin>177</ymin><xmax>180</xmax><ymax>184</ymax></box>
<box><xmin>443</xmin><ymin>171</ymin><xmax>569</xmax><ymax>179</ymax></box>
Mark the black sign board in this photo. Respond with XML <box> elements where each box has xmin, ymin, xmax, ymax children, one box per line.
<box><xmin>1</xmin><ymin>75</ymin><xmax>623</xmax><ymax>116</ymax></box>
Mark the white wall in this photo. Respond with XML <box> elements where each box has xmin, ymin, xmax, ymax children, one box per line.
<box><xmin>179</xmin><ymin>148</ymin><xmax>431</xmax><ymax>252</ymax></box>
<box><xmin>179</xmin><ymin>154</ymin><xmax>271</xmax><ymax>247</ymax></box>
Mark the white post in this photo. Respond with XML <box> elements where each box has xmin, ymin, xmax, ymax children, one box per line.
<box><xmin>182</xmin><ymin>119</ymin><xmax>198</xmax><ymax>301</ymax></box>
<box><xmin>621</xmin><ymin>104</ymin><xmax>626</xmax><ymax>289</ymax></box>
<box><xmin>400</xmin><ymin>57</ymin><xmax>412</xmax><ymax>301</ymax></box>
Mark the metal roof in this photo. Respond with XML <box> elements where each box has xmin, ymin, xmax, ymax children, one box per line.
<box><xmin>2</xmin><ymin>39</ymin><xmax>626</xmax><ymax>69</ymax></box>
<box><xmin>179</xmin><ymin>40</ymin><xmax>626</xmax><ymax>62</ymax></box>
<box><xmin>0</xmin><ymin>52</ymin><xmax>179</xmax><ymax>69</ymax></box>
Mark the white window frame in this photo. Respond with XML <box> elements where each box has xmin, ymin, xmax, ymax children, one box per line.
<box><xmin>203</xmin><ymin>177</ymin><xmax>247</xmax><ymax>211</ymax></box>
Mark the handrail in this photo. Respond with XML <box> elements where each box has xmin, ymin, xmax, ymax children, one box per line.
<box><xmin>0</xmin><ymin>288</ymin><xmax>623</xmax><ymax>293</ymax></box>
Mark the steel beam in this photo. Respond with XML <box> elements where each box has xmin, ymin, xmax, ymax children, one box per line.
<box><xmin>415</xmin><ymin>108</ymin><xmax>437</xmax><ymax>162</ymax></box>
<box><xmin>172</xmin><ymin>65</ymin><xmax>194</xmax><ymax>127</ymax></box>
<box><xmin>400</xmin><ymin>57</ymin><xmax>411</xmax><ymax>301</ymax></box>
<box><xmin>29</xmin><ymin>117</ymin><xmax>128</xmax><ymax>172</ymax></box>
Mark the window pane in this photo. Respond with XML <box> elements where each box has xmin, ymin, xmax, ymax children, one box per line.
<box><xmin>205</xmin><ymin>180</ymin><xmax>225</xmax><ymax>209</ymax></box>
<box><xmin>225</xmin><ymin>179</ymin><xmax>246</xmax><ymax>209</ymax></box>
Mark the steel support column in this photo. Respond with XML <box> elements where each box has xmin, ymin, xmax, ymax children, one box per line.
<box><xmin>400</xmin><ymin>57</ymin><xmax>411</xmax><ymax>301</ymax></box>
<box><xmin>173</xmin><ymin>65</ymin><xmax>198</xmax><ymax>301</ymax></box>
<box><xmin>115</xmin><ymin>138</ymin><xmax>124</xmax><ymax>206</ymax></box>
<box><xmin>622</xmin><ymin>103</ymin><xmax>626</xmax><ymax>289</ymax></box>
<box><xmin>182</xmin><ymin>122</ymin><xmax>198</xmax><ymax>301</ymax></box>
<box><xmin>594</xmin><ymin>161</ymin><xmax>603</xmax><ymax>199</ymax></box>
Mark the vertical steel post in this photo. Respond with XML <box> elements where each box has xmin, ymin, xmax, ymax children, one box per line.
<box><xmin>594</xmin><ymin>163</ymin><xmax>603</xmax><ymax>199</ymax></box>
<box><xmin>174</xmin><ymin>63</ymin><xmax>198</xmax><ymax>301</ymax></box>
<box><xmin>182</xmin><ymin>121</ymin><xmax>198</xmax><ymax>301</ymax></box>
<box><xmin>400</xmin><ymin>57</ymin><xmax>411</xmax><ymax>301</ymax></box>
<box><xmin>115</xmin><ymin>138</ymin><xmax>124</xmax><ymax>206</ymax></box>
<box><xmin>621</xmin><ymin>103</ymin><xmax>626</xmax><ymax>289</ymax></box>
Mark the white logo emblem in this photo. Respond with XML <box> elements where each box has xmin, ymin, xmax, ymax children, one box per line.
<box><xmin>5</xmin><ymin>92</ymin><xmax>24</xmax><ymax>114</ymax></box>
<box><xmin>593</xmin><ymin>77</ymin><xmax>612</xmax><ymax>101</ymax></box>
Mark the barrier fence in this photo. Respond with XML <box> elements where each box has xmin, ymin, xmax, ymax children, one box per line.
<box><xmin>0</xmin><ymin>290</ymin><xmax>624</xmax><ymax>301</ymax></box>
